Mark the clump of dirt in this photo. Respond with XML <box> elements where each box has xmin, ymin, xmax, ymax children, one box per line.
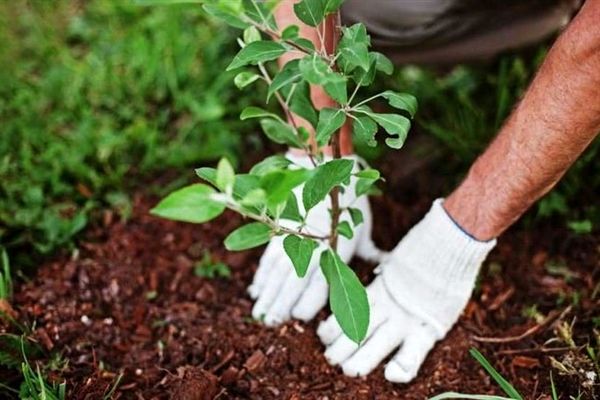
<box><xmin>7</xmin><ymin>155</ymin><xmax>600</xmax><ymax>399</ymax></box>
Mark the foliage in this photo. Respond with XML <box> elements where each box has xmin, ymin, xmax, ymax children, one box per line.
<box><xmin>430</xmin><ymin>348</ymin><xmax>523</xmax><ymax>400</ymax></box>
<box><xmin>0</xmin><ymin>0</ymin><xmax>253</xmax><ymax>261</ymax></box>
<box><xmin>152</xmin><ymin>0</ymin><xmax>417</xmax><ymax>343</ymax></box>
<box><xmin>0</xmin><ymin>249</ymin><xmax>13</xmax><ymax>300</ymax></box>
<box><xmin>194</xmin><ymin>252</ymin><xmax>231</xmax><ymax>279</ymax></box>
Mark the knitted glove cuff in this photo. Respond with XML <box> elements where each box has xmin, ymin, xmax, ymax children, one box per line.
<box><xmin>381</xmin><ymin>198</ymin><xmax>496</xmax><ymax>337</ymax></box>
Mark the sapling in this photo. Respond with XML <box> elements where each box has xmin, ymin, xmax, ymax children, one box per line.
<box><xmin>151</xmin><ymin>0</ymin><xmax>417</xmax><ymax>343</ymax></box>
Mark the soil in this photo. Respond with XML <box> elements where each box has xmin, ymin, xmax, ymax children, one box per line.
<box><xmin>7</xmin><ymin>152</ymin><xmax>600</xmax><ymax>399</ymax></box>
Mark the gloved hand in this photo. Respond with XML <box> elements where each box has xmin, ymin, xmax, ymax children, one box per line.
<box><xmin>318</xmin><ymin>199</ymin><xmax>496</xmax><ymax>382</ymax></box>
<box><xmin>248</xmin><ymin>152</ymin><xmax>385</xmax><ymax>326</ymax></box>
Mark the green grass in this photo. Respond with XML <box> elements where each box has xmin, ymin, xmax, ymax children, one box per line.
<box><xmin>0</xmin><ymin>1</ymin><xmax>257</xmax><ymax>261</ymax></box>
<box><xmin>430</xmin><ymin>348</ymin><xmax>524</xmax><ymax>400</ymax></box>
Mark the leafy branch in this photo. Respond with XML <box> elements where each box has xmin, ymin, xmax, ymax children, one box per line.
<box><xmin>150</xmin><ymin>0</ymin><xmax>418</xmax><ymax>344</ymax></box>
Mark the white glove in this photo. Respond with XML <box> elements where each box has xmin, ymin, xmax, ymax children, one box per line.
<box><xmin>248</xmin><ymin>152</ymin><xmax>385</xmax><ymax>326</ymax></box>
<box><xmin>318</xmin><ymin>198</ymin><xmax>496</xmax><ymax>382</ymax></box>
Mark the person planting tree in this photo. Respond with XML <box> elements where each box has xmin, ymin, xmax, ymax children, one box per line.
<box><xmin>153</xmin><ymin>0</ymin><xmax>599</xmax><ymax>384</ymax></box>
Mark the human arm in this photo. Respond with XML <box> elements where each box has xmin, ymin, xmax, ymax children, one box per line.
<box><xmin>320</xmin><ymin>0</ymin><xmax>600</xmax><ymax>382</ymax></box>
<box><xmin>445</xmin><ymin>0</ymin><xmax>600</xmax><ymax>240</ymax></box>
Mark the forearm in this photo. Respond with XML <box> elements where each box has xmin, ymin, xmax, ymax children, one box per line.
<box><xmin>274</xmin><ymin>0</ymin><xmax>353</xmax><ymax>154</ymax></box>
<box><xmin>445</xmin><ymin>0</ymin><xmax>600</xmax><ymax>241</ymax></box>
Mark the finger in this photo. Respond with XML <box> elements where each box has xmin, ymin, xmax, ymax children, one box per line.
<box><xmin>248</xmin><ymin>242</ymin><xmax>281</xmax><ymax>299</ymax></box>
<box><xmin>263</xmin><ymin>263</ymin><xmax>318</xmax><ymax>326</ymax></box>
<box><xmin>317</xmin><ymin>314</ymin><xmax>343</xmax><ymax>346</ymax></box>
<box><xmin>323</xmin><ymin>306</ymin><xmax>388</xmax><ymax>366</ymax></box>
<box><xmin>291</xmin><ymin>267</ymin><xmax>328</xmax><ymax>321</ymax></box>
<box><xmin>251</xmin><ymin>255</ymin><xmax>288</xmax><ymax>321</ymax></box>
<box><xmin>340</xmin><ymin>317</ymin><xmax>406</xmax><ymax>377</ymax></box>
<box><xmin>384</xmin><ymin>323</ymin><xmax>438</xmax><ymax>383</ymax></box>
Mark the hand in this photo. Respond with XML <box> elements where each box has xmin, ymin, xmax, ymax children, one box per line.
<box><xmin>248</xmin><ymin>152</ymin><xmax>385</xmax><ymax>326</ymax></box>
<box><xmin>318</xmin><ymin>199</ymin><xmax>496</xmax><ymax>382</ymax></box>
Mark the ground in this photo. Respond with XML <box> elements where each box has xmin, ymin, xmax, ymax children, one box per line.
<box><xmin>9</xmin><ymin>153</ymin><xmax>600</xmax><ymax>399</ymax></box>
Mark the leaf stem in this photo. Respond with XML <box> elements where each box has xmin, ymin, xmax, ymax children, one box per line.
<box><xmin>224</xmin><ymin>199</ymin><xmax>328</xmax><ymax>241</ymax></box>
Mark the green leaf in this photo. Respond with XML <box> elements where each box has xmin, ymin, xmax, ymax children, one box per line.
<box><xmin>299</xmin><ymin>53</ymin><xmax>333</xmax><ymax>85</ymax></box>
<box><xmin>151</xmin><ymin>184</ymin><xmax>225</xmax><ymax>223</ymax></box>
<box><xmin>281</xmin><ymin>25</ymin><xmax>299</xmax><ymax>39</ymax></box>
<box><xmin>240</xmin><ymin>106</ymin><xmax>283</xmax><ymax>122</ymax></box>
<box><xmin>339</xmin><ymin>42</ymin><xmax>370</xmax><ymax>72</ymax></box>
<box><xmin>303</xmin><ymin>159</ymin><xmax>354</xmax><ymax>211</ymax></box>
<box><xmin>381</xmin><ymin>91</ymin><xmax>418</xmax><ymax>118</ymax></box>
<box><xmin>355</xmin><ymin>169</ymin><xmax>380</xmax><ymax>197</ymax></box>
<box><xmin>196</xmin><ymin>168</ymin><xmax>259</xmax><ymax>199</ymax></box>
<box><xmin>337</xmin><ymin>221</ymin><xmax>353</xmax><ymax>239</ymax></box>
<box><xmin>340</xmin><ymin>24</ymin><xmax>369</xmax><ymax>46</ymax></box>
<box><xmin>320</xmin><ymin>250</ymin><xmax>369</xmax><ymax>343</ymax></box>
<box><xmin>372</xmin><ymin>52</ymin><xmax>393</xmax><ymax>75</ymax></box>
<box><xmin>259</xmin><ymin>119</ymin><xmax>302</xmax><ymax>147</ymax></box>
<box><xmin>268</xmin><ymin>59</ymin><xmax>302</xmax><ymax>101</ymax></box>
<box><xmin>324</xmin><ymin>0</ymin><xmax>345</xmax><ymax>13</ymax></box>
<box><xmin>351</xmin><ymin>56</ymin><xmax>376</xmax><ymax>86</ymax></box>
<box><xmin>226</xmin><ymin>41</ymin><xmax>287</xmax><ymax>71</ymax></box>
<box><xmin>240</xmin><ymin>188</ymin><xmax>267</xmax><ymax>208</ymax></box>
<box><xmin>250</xmin><ymin>155</ymin><xmax>292</xmax><ymax>176</ymax></box>
<box><xmin>283</xmin><ymin>81</ymin><xmax>318</xmax><ymax>127</ymax></box>
<box><xmin>298</xmin><ymin>53</ymin><xmax>348</xmax><ymax>103</ymax></box>
<box><xmin>567</xmin><ymin>219</ymin><xmax>593</xmax><ymax>234</ymax></box>
<box><xmin>368</xmin><ymin>113</ymin><xmax>411</xmax><ymax>149</ymax></box>
<box><xmin>323</xmin><ymin>74</ymin><xmax>348</xmax><ymax>104</ymax></box>
<box><xmin>243</xmin><ymin>26</ymin><xmax>261</xmax><ymax>43</ymax></box>
<box><xmin>202</xmin><ymin>3</ymin><xmax>248</xmax><ymax>29</ymax></box>
<box><xmin>289</xmin><ymin>37</ymin><xmax>316</xmax><ymax>51</ymax></box>
<box><xmin>261</xmin><ymin>169</ymin><xmax>313</xmax><ymax>209</ymax></box>
<box><xmin>280</xmin><ymin>192</ymin><xmax>303</xmax><ymax>222</ymax></box>
<box><xmin>352</xmin><ymin>115</ymin><xmax>377</xmax><ymax>147</ymax></box>
<box><xmin>293</xmin><ymin>0</ymin><xmax>325</xmax><ymax>27</ymax></box>
<box><xmin>469</xmin><ymin>348</ymin><xmax>523</xmax><ymax>400</ymax></box>
<box><xmin>355</xmin><ymin>168</ymin><xmax>380</xmax><ymax>179</ymax></box>
<box><xmin>234</xmin><ymin>72</ymin><xmax>260</xmax><ymax>89</ymax></box>
<box><xmin>348</xmin><ymin>208</ymin><xmax>363</xmax><ymax>226</ymax></box>
<box><xmin>216</xmin><ymin>158</ymin><xmax>235</xmax><ymax>194</ymax></box>
<box><xmin>338</xmin><ymin>28</ymin><xmax>370</xmax><ymax>72</ymax></box>
<box><xmin>243</xmin><ymin>0</ymin><xmax>277</xmax><ymax>30</ymax></box>
<box><xmin>224</xmin><ymin>222</ymin><xmax>272</xmax><ymax>251</ymax></box>
<box><xmin>283</xmin><ymin>235</ymin><xmax>319</xmax><ymax>277</ymax></box>
<box><xmin>316</xmin><ymin>108</ymin><xmax>346</xmax><ymax>145</ymax></box>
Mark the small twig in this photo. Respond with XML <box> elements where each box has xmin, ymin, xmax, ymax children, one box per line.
<box><xmin>473</xmin><ymin>306</ymin><xmax>572</xmax><ymax>344</ymax></box>
<box><xmin>496</xmin><ymin>346</ymin><xmax>575</xmax><ymax>356</ymax></box>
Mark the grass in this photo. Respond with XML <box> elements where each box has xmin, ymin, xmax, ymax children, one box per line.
<box><xmin>0</xmin><ymin>0</ymin><xmax>258</xmax><ymax>263</ymax></box>
<box><xmin>430</xmin><ymin>348</ymin><xmax>524</xmax><ymax>400</ymax></box>
<box><xmin>0</xmin><ymin>249</ymin><xmax>13</xmax><ymax>300</ymax></box>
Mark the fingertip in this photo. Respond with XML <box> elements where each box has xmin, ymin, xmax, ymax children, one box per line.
<box><xmin>384</xmin><ymin>360</ymin><xmax>416</xmax><ymax>383</ymax></box>
<box><xmin>317</xmin><ymin>316</ymin><xmax>342</xmax><ymax>345</ymax></box>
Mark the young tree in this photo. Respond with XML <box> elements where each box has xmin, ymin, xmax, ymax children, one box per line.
<box><xmin>151</xmin><ymin>0</ymin><xmax>416</xmax><ymax>344</ymax></box>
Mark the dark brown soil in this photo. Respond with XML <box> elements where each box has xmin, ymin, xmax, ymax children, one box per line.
<box><xmin>8</xmin><ymin>153</ymin><xmax>600</xmax><ymax>399</ymax></box>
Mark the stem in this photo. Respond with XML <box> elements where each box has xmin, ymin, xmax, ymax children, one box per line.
<box><xmin>327</xmin><ymin>11</ymin><xmax>343</xmax><ymax>251</ymax></box>
<box><xmin>226</xmin><ymin>200</ymin><xmax>328</xmax><ymax>241</ymax></box>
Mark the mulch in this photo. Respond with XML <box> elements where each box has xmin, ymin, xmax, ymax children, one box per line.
<box><xmin>7</xmin><ymin>153</ymin><xmax>600</xmax><ymax>399</ymax></box>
